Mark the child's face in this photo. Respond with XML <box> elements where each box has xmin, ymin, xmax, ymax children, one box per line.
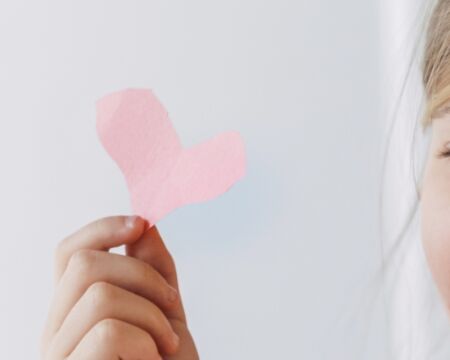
<box><xmin>421</xmin><ymin>114</ymin><xmax>450</xmax><ymax>313</ymax></box>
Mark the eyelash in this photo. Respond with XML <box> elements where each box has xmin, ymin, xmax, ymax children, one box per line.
<box><xmin>439</xmin><ymin>149</ymin><xmax>450</xmax><ymax>158</ymax></box>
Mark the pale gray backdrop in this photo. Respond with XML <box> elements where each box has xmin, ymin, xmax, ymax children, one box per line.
<box><xmin>0</xmin><ymin>1</ymin><xmax>386</xmax><ymax>358</ymax></box>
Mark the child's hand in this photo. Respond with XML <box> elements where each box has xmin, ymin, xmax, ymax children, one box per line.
<box><xmin>40</xmin><ymin>215</ymin><xmax>199</xmax><ymax>360</ymax></box>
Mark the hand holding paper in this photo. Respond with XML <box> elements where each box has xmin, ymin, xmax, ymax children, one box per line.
<box><xmin>96</xmin><ymin>88</ymin><xmax>246</xmax><ymax>225</ymax></box>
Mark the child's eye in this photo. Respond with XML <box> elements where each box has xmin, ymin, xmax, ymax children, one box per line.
<box><xmin>438</xmin><ymin>149</ymin><xmax>450</xmax><ymax>158</ymax></box>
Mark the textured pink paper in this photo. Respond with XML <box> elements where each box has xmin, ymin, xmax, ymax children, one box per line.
<box><xmin>96</xmin><ymin>88</ymin><xmax>246</xmax><ymax>225</ymax></box>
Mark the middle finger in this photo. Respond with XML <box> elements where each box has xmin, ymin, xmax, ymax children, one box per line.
<box><xmin>46</xmin><ymin>281</ymin><xmax>180</xmax><ymax>359</ymax></box>
<box><xmin>46</xmin><ymin>249</ymin><xmax>179</xmax><ymax>339</ymax></box>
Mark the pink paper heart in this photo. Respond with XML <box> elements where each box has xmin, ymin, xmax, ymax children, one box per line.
<box><xmin>96</xmin><ymin>88</ymin><xmax>246</xmax><ymax>225</ymax></box>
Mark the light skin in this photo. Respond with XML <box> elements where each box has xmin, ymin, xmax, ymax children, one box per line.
<box><xmin>421</xmin><ymin>113</ymin><xmax>450</xmax><ymax>315</ymax></box>
<box><xmin>40</xmin><ymin>215</ymin><xmax>199</xmax><ymax>360</ymax></box>
<box><xmin>40</xmin><ymin>112</ymin><xmax>450</xmax><ymax>358</ymax></box>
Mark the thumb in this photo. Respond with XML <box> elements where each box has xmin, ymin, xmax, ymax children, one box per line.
<box><xmin>125</xmin><ymin>225</ymin><xmax>187</xmax><ymax>324</ymax></box>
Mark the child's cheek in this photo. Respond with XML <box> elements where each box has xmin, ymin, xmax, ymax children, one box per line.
<box><xmin>421</xmin><ymin>187</ymin><xmax>450</xmax><ymax>313</ymax></box>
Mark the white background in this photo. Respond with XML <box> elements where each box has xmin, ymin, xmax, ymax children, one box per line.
<box><xmin>0</xmin><ymin>1</ymin><xmax>440</xmax><ymax>359</ymax></box>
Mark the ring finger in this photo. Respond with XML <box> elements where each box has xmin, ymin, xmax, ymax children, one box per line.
<box><xmin>46</xmin><ymin>249</ymin><xmax>179</xmax><ymax>339</ymax></box>
<box><xmin>45</xmin><ymin>281</ymin><xmax>180</xmax><ymax>359</ymax></box>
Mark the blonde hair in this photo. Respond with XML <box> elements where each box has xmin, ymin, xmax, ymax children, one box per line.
<box><xmin>422</xmin><ymin>0</ymin><xmax>450</xmax><ymax>127</ymax></box>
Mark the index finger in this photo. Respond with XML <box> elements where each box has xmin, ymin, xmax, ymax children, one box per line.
<box><xmin>126</xmin><ymin>226</ymin><xmax>187</xmax><ymax>324</ymax></box>
<box><xmin>53</xmin><ymin>215</ymin><xmax>148</xmax><ymax>284</ymax></box>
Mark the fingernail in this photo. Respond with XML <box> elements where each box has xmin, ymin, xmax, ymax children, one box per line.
<box><xmin>125</xmin><ymin>215</ymin><xmax>139</xmax><ymax>229</ymax></box>
<box><xmin>171</xmin><ymin>332</ymin><xmax>180</xmax><ymax>347</ymax></box>
<box><xmin>167</xmin><ymin>286</ymin><xmax>178</xmax><ymax>302</ymax></box>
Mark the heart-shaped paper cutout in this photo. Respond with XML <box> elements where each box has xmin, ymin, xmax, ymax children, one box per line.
<box><xmin>96</xmin><ymin>88</ymin><xmax>246</xmax><ymax>225</ymax></box>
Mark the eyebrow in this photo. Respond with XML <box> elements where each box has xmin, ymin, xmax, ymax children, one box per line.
<box><xmin>430</xmin><ymin>105</ymin><xmax>450</xmax><ymax>126</ymax></box>
<box><xmin>436</xmin><ymin>105</ymin><xmax>450</xmax><ymax>117</ymax></box>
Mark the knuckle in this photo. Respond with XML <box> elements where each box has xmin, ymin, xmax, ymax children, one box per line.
<box><xmin>67</xmin><ymin>249</ymin><xmax>98</xmax><ymax>275</ymax></box>
<box><xmin>86</xmin><ymin>281</ymin><xmax>116</xmax><ymax>309</ymax></box>
<box><xmin>93</xmin><ymin>318</ymin><xmax>122</xmax><ymax>343</ymax></box>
